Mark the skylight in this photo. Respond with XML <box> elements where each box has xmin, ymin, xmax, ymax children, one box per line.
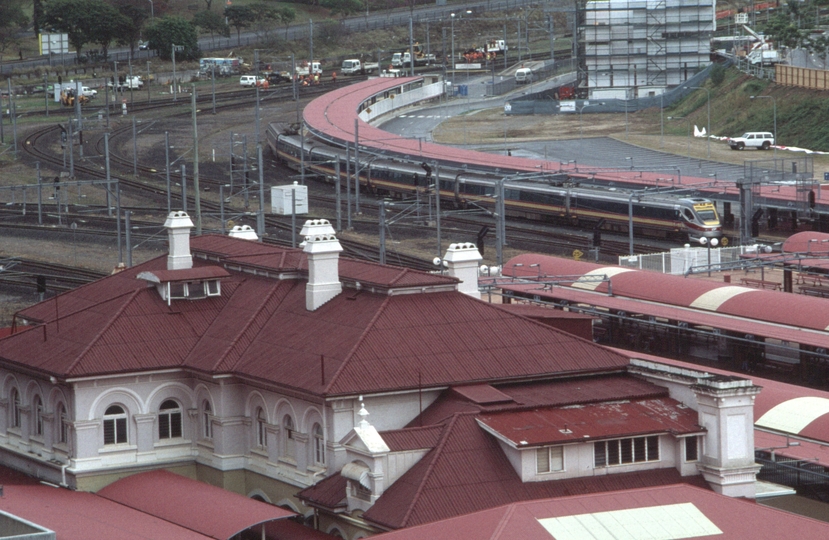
<box><xmin>537</xmin><ymin>502</ymin><xmax>722</xmax><ymax>540</ymax></box>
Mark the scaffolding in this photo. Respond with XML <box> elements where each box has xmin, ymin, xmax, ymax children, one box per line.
<box><xmin>580</xmin><ymin>0</ymin><xmax>715</xmax><ymax>97</ymax></box>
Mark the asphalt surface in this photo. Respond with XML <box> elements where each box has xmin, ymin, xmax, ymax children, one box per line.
<box><xmin>378</xmin><ymin>74</ymin><xmax>750</xmax><ymax>183</ymax></box>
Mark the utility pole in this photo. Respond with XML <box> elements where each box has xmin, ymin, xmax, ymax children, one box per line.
<box><xmin>192</xmin><ymin>86</ymin><xmax>201</xmax><ymax>234</ymax></box>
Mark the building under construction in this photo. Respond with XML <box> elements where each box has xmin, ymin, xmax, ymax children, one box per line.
<box><xmin>579</xmin><ymin>0</ymin><xmax>715</xmax><ymax>99</ymax></box>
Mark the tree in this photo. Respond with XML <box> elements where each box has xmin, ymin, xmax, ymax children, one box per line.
<box><xmin>0</xmin><ymin>0</ymin><xmax>28</xmax><ymax>57</ymax></box>
<box><xmin>224</xmin><ymin>5</ymin><xmax>255</xmax><ymax>45</ymax></box>
<box><xmin>33</xmin><ymin>0</ymin><xmax>43</xmax><ymax>37</ymax></box>
<box><xmin>275</xmin><ymin>6</ymin><xmax>296</xmax><ymax>40</ymax></box>
<box><xmin>112</xmin><ymin>0</ymin><xmax>151</xmax><ymax>55</ymax></box>
<box><xmin>144</xmin><ymin>16</ymin><xmax>200</xmax><ymax>60</ymax></box>
<box><xmin>41</xmin><ymin>0</ymin><xmax>119</xmax><ymax>60</ymax></box>
<box><xmin>193</xmin><ymin>10</ymin><xmax>229</xmax><ymax>46</ymax></box>
<box><xmin>90</xmin><ymin>4</ymin><xmax>131</xmax><ymax>59</ymax></box>
<box><xmin>322</xmin><ymin>0</ymin><xmax>364</xmax><ymax>19</ymax></box>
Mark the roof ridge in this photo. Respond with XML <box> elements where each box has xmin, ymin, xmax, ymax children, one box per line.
<box><xmin>490</xmin><ymin>503</ymin><xmax>519</xmax><ymax>540</ymax></box>
<box><xmin>380</xmin><ymin>424</ymin><xmax>445</xmax><ymax>436</ymax></box>
<box><xmin>397</xmin><ymin>413</ymin><xmax>463</xmax><ymax>528</ymax></box>
<box><xmin>204</xmin><ymin>280</ymin><xmax>289</xmax><ymax>372</ymax></box>
<box><xmin>323</xmin><ymin>295</ymin><xmax>392</xmax><ymax>395</ymax></box>
<box><xmin>65</xmin><ymin>288</ymin><xmax>143</xmax><ymax>376</ymax></box>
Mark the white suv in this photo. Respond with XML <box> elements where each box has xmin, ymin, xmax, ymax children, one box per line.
<box><xmin>240</xmin><ymin>75</ymin><xmax>258</xmax><ymax>87</ymax></box>
<box><xmin>728</xmin><ymin>131</ymin><xmax>774</xmax><ymax>150</ymax></box>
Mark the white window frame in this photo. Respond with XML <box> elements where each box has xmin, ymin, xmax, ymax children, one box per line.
<box><xmin>158</xmin><ymin>399</ymin><xmax>183</xmax><ymax>440</ymax></box>
<box><xmin>256</xmin><ymin>408</ymin><xmax>267</xmax><ymax>448</ymax></box>
<box><xmin>202</xmin><ymin>400</ymin><xmax>213</xmax><ymax>439</ymax></box>
<box><xmin>594</xmin><ymin>435</ymin><xmax>659</xmax><ymax>467</ymax></box>
<box><xmin>33</xmin><ymin>396</ymin><xmax>43</xmax><ymax>436</ymax></box>
<box><xmin>685</xmin><ymin>435</ymin><xmax>699</xmax><ymax>462</ymax></box>
<box><xmin>58</xmin><ymin>403</ymin><xmax>69</xmax><ymax>444</ymax></box>
<box><xmin>313</xmin><ymin>422</ymin><xmax>325</xmax><ymax>466</ymax></box>
<box><xmin>10</xmin><ymin>388</ymin><xmax>21</xmax><ymax>429</ymax></box>
<box><xmin>283</xmin><ymin>415</ymin><xmax>295</xmax><ymax>458</ymax></box>
<box><xmin>536</xmin><ymin>445</ymin><xmax>564</xmax><ymax>474</ymax></box>
<box><xmin>103</xmin><ymin>405</ymin><xmax>128</xmax><ymax>445</ymax></box>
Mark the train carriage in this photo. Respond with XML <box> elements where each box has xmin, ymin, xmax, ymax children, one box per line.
<box><xmin>267</xmin><ymin>125</ymin><xmax>723</xmax><ymax>244</ymax></box>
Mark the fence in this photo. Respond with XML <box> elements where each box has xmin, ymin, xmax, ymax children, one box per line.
<box><xmin>776</xmin><ymin>63</ymin><xmax>829</xmax><ymax>91</ymax></box>
<box><xmin>506</xmin><ymin>63</ymin><xmax>717</xmax><ymax>116</ymax></box>
<box><xmin>618</xmin><ymin>244</ymin><xmax>768</xmax><ymax>275</ymax></box>
<box><xmin>756</xmin><ymin>452</ymin><xmax>829</xmax><ymax>501</ymax></box>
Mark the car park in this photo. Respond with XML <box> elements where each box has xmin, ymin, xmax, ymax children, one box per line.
<box><xmin>727</xmin><ymin>131</ymin><xmax>774</xmax><ymax>150</ymax></box>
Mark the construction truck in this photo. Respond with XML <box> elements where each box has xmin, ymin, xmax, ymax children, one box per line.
<box><xmin>392</xmin><ymin>43</ymin><xmax>435</xmax><ymax>68</ymax></box>
<box><xmin>60</xmin><ymin>88</ymin><xmax>88</xmax><ymax>107</ymax></box>
<box><xmin>476</xmin><ymin>39</ymin><xmax>508</xmax><ymax>56</ymax></box>
<box><xmin>742</xmin><ymin>25</ymin><xmax>782</xmax><ymax>66</ymax></box>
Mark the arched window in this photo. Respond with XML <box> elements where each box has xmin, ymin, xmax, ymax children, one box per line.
<box><xmin>10</xmin><ymin>389</ymin><xmax>21</xmax><ymax>428</ymax></box>
<box><xmin>158</xmin><ymin>400</ymin><xmax>182</xmax><ymax>440</ymax></box>
<box><xmin>58</xmin><ymin>403</ymin><xmax>69</xmax><ymax>444</ymax></box>
<box><xmin>256</xmin><ymin>408</ymin><xmax>267</xmax><ymax>448</ymax></box>
<box><xmin>103</xmin><ymin>405</ymin><xmax>128</xmax><ymax>445</ymax></box>
<box><xmin>202</xmin><ymin>401</ymin><xmax>212</xmax><ymax>439</ymax></box>
<box><xmin>283</xmin><ymin>415</ymin><xmax>295</xmax><ymax>457</ymax></box>
<box><xmin>33</xmin><ymin>396</ymin><xmax>43</xmax><ymax>436</ymax></box>
<box><xmin>313</xmin><ymin>423</ymin><xmax>325</xmax><ymax>465</ymax></box>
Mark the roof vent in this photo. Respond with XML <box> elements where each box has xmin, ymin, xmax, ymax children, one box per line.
<box><xmin>443</xmin><ymin>242</ymin><xmax>483</xmax><ymax>299</ymax></box>
<box><xmin>228</xmin><ymin>224</ymin><xmax>259</xmax><ymax>241</ymax></box>
<box><xmin>164</xmin><ymin>211</ymin><xmax>193</xmax><ymax>270</ymax></box>
<box><xmin>304</xmin><ymin>220</ymin><xmax>343</xmax><ymax>311</ymax></box>
<box><xmin>299</xmin><ymin>219</ymin><xmax>336</xmax><ymax>248</ymax></box>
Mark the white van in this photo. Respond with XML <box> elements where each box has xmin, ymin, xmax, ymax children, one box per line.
<box><xmin>240</xmin><ymin>75</ymin><xmax>258</xmax><ymax>87</ymax></box>
<box><xmin>515</xmin><ymin>68</ymin><xmax>533</xmax><ymax>84</ymax></box>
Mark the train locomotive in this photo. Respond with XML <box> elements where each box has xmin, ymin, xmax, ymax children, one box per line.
<box><xmin>267</xmin><ymin>125</ymin><xmax>724</xmax><ymax>245</ymax></box>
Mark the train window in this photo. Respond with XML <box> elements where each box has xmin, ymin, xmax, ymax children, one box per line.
<box><xmin>695</xmin><ymin>208</ymin><xmax>718</xmax><ymax>222</ymax></box>
<box><xmin>683</xmin><ymin>208</ymin><xmax>695</xmax><ymax>221</ymax></box>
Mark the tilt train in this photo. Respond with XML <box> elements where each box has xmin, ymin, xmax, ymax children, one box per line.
<box><xmin>267</xmin><ymin>125</ymin><xmax>724</xmax><ymax>244</ymax></box>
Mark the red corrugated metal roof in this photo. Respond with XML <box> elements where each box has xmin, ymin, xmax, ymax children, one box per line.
<box><xmin>0</xmin><ymin>466</ymin><xmax>213</xmax><ymax>540</ymax></box>
<box><xmin>381</xmin><ymin>424</ymin><xmax>446</xmax><ymax>451</ymax></box>
<box><xmin>370</xmin><ymin>484</ymin><xmax>829</xmax><ymax>540</ymax></box>
<box><xmin>453</xmin><ymin>384</ymin><xmax>515</xmax><ymax>404</ymax></box>
<box><xmin>297</xmin><ymin>472</ymin><xmax>348</xmax><ymax>510</ymax></box>
<box><xmin>142</xmin><ymin>266</ymin><xmax>231</xmax><ymax>282</ymax></box>
<box><xmin>615</xmin><ymin>349</ymin><xmax>829</xmax><ymax>448</ymax></box>
<box><xmin>502</xmin><ymin>254</ymin><xmax>829</xmax><ymax>339</ymax></box>
<box><xmin>1</xmin><ymin>236</ymin><xmax>627</xmax><ymax>396</ymax></box>
<box><xmin>477</xmin><ymin>397</ymin><xmax>702</xmax><ymax>447</ymax></box>
<box><xmin>97</xmin><ymin>470</ymin><xmax>294</xmax><ymax>540</ymax></box>
<box><xmin>354</xmin><ymin>413</ymin><xmax>709</xmax><ymax>529</ymax></box>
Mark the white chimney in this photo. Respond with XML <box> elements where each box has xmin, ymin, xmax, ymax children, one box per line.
<box><xmin>228</xmin><ymin>224</ymin><xmax>259</xmax><ymax>241</ymax></box>
<box><xmin>443</xmin><ymin>242</ymin><xmax>483</xmax><ymax>299</ymax></box>
<box><xmin>164</xmin><ymin>211</ymin><xmax>194</xmax><ymax>270</ymax></box>
<box><xmin>304</xmin><ymin>220</ymin><xmax>343</xmax><ymax>311</ymax></box>
<box><xmin>693</xmin><ymin>377</ymin><xmax>762</xmax><ymax>498</ymax></box>
<box><xmin>299</xmin><ymin>219</ymin><xmax>336</xmax><ymax>247</ymax></box>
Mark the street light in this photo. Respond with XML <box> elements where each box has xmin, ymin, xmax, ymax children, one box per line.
<box><xmin>450</xmin><ymin>13</ymin><xmax>455</xmax><ymax>86</ymax></box>
<box><xmin>701</xmin><ymin>236</ymin><xmax>719</xmax><ymax>276</ymax></box>
<box><xmin>688</xmin><ymin>86</ymin><xmax>710</xmax><ymax>159</ymax></box>
<box><xmin>750</xmin><ymin>95</ymin><xmax>777</xmax><ymax>157</ymax></box>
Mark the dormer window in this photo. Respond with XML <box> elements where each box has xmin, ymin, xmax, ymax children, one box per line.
<box><xmin>137</xmin><ymin>267</ymin><xmax>230</xmax><ymax>306</ymax></box>
<box><xmin>167</xmin><ymin>280</ymin><xmax>219</xmax><ymax>301</ymax></box>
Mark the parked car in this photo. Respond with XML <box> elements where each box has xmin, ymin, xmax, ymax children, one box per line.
<box><xmin>81</xmin><ymin>86</ymin><xmax>97</xmax><ymax>98</ymax></box>
<box><xmin>515</xmin><ymin>67</ymin><xmax>534</xmax><ymax>84</ymax></box>
<box><xmin>240</xmin><ymin>75</ymin><xmax>258</xmax><ymax>87</ymax></box>
<box><xmin>138</xmin><ymin>41</ymin><xmax>149</xmax><ymax>50</ymax></box>
<box><xmin>727</xmin><ymin>131</ymin><xmax>774</xmax><ymax>150</ymax></box>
